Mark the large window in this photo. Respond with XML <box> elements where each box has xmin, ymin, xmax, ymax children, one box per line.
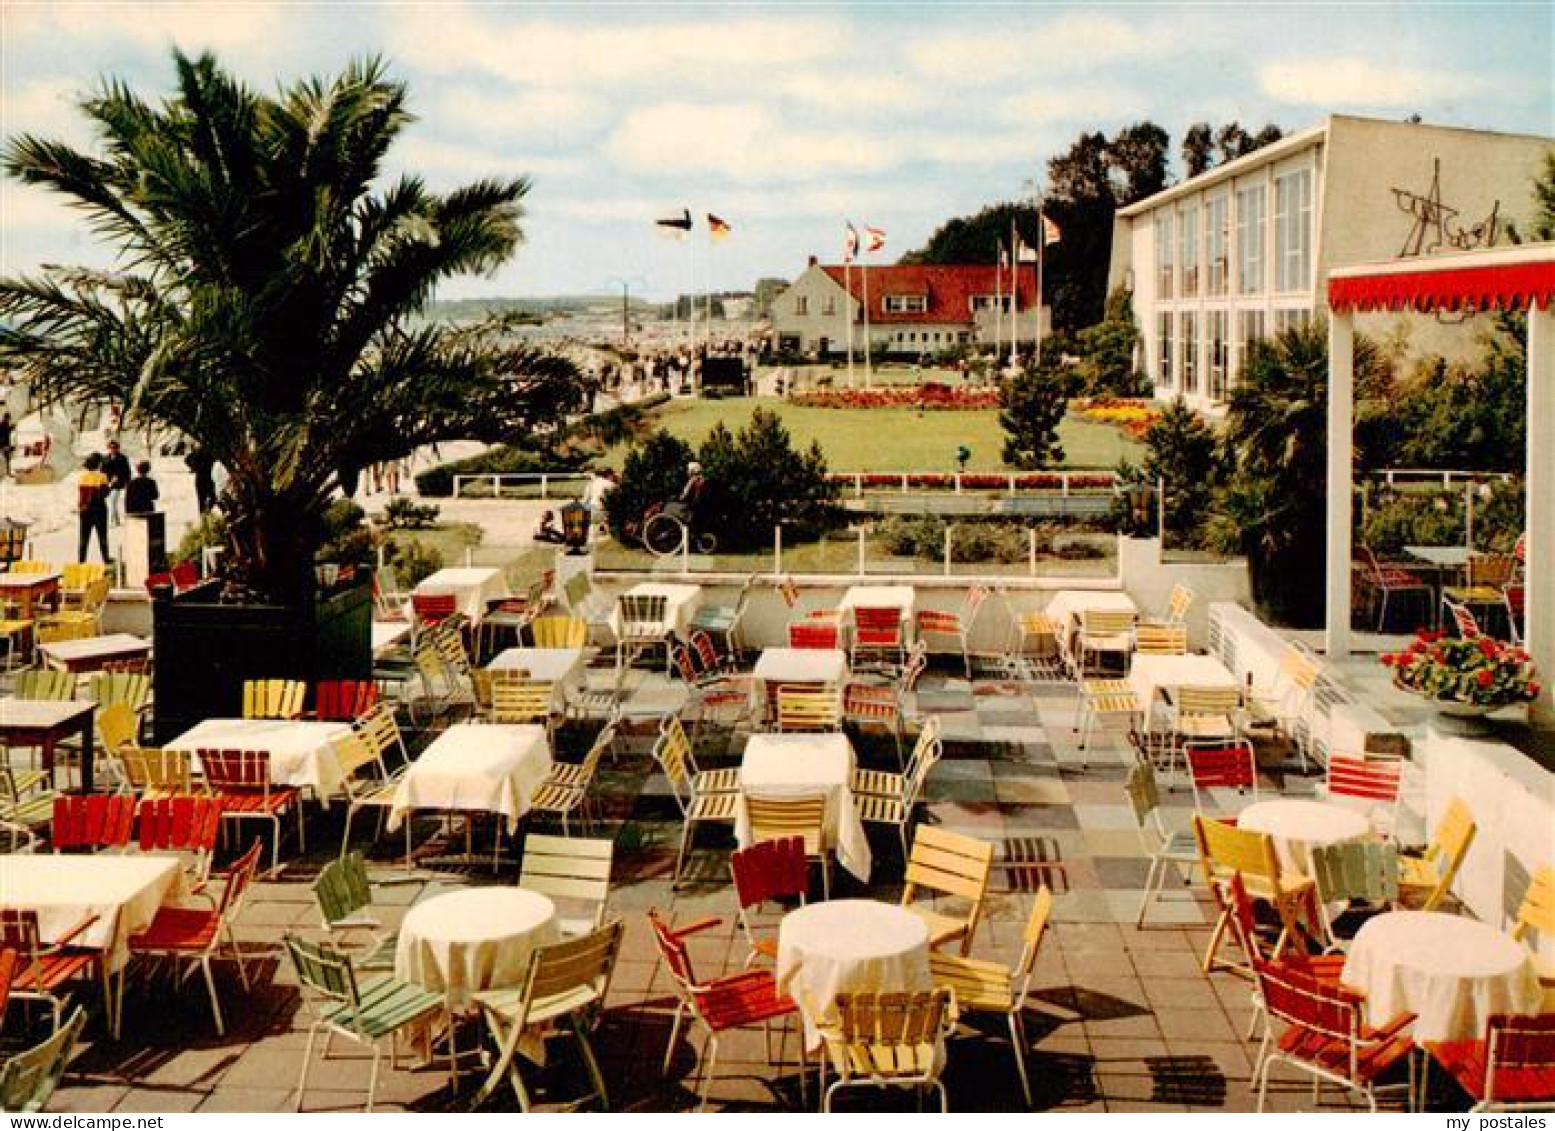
<box><xmin>1206</xmin><ymin>195</ymin><xmax>1228</xmax><ymax>297</ymax></box>
<box><xmin>1180</xmin><ymin>311</ymin><xmax>1198</xmax><ymax>395</ymax></box>
<box><xmin>1237</xmin><ymin>184</ymin><xmax>1265</xmax><ymax>294</ymax></box>
<box><xmin>1207</xmin><ymin>310</ymin><xmax>1229</xmax><ymax>402</ymax></box>
<box><xmin>1180</xmin><ymin>206</ymin><xmax>1200</xmax><ymax>297</ymax></box>
<box><xmin>1155</xmin><ymin>213</ymin><xmax>1174</xmax><ymax>299</ymax></box>
<box><xmin>883</xmin><ymin>294</ymin><xmax>927</xmax><ymax>313</ymax></box>
<box><xmin>1273</xmin><ymin>307</ymin><xmax>1311</xmax><ymax>334</ymax></box>
<box><xmin>969</xmin><ymin>294</ymin><xmax>1012</xmax><ymax>312</ymax></box>
<box><xmin>795</xmin><ymin>295</ymin><xmax>809</xmax><ymax>315</ymax></box>
<box><xmin>1274</xmin><ymin>168</ymin><xmax>1312</xmax><ymax>292</ymax></box>
<box><xmin>1156</xmin><ymin>312</ymin><xmax>1174</xmax><ymax>387</ymax></box>
<box><xmin>1236</xmin><ymin>309</ymin><xmax>1266</xmax><ymax>384</ymax></box>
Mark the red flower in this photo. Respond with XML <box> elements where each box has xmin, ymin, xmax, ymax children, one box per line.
<box><xmin>1475</xmin><ymin>669</ymin><xmax>1495</xmax><ymax>688</ymax></box>
<box><xmin>1477</xmin><ymin>636</ymin><xmax>1498</xmax><ymax>659</ymax></box>
<box><xmin>1529</xmin><ymin>681</ymin><xmax>1542</xmax><ymax>698</ymax></box>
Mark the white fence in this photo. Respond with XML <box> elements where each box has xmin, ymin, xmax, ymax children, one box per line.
<box><xmin>451</xmin><ymin>472</ymin><xmax>590</xmax><ymax>499</ymax></box>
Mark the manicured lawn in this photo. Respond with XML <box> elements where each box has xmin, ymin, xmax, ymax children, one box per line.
<box><xmin>602</xmin><ymin>396</ymin><xmax>1138</xmax><ymax>472</ymax></box>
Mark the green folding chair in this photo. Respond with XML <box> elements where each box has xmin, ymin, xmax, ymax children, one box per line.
<box><xmin>0</xmin><ymin>1005</ymin><xmax>87</xmax><ymax>1112</ymax></box>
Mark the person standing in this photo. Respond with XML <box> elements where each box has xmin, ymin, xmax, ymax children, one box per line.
<box><xmin>0</xmin><ymin>412</ymin><xmax>12</xmax><ymax>479</ymax></box>
<box><xmin>77</xmin><ymin>452</ymin><xmax>110</xmax><ymax>563</ymax></box>
<box><xmin>124</xmin><ymin>460</ymin><xmax>159</xmax><ymax>516</ymax></box>
<box><xmin>186</xmin><ymin>449</ymin><xmax>217</xmax><ymax>514</ymax></box>
<box><xmin>103</xmin><ymin>439</ymin><xmax>131</xmax><ymax>525</ymax></box>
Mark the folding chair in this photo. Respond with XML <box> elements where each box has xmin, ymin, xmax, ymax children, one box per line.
<box><xmin>900</xmin><ymin>826</ymin><xmax>994</xmax><ymax>955</ymax></box>
<box><xmin>744</xmin><ymin>791</ymin><xmax>831</xmax><ymax>899</ymax></box>
<box><xmin>816</xmin><ymin>990</ymin><xmax>954</xmax><ymax>1112</ymax></box>
<box><xmin>1424</xmin><ymin>1012</ymin><xmax>1555</xmax><ymax>1112</ymax></box>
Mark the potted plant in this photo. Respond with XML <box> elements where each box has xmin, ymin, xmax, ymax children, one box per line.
<box><xmin>1382</xmin><ymin>629</ymin><xmax>1540</xmax><ymax>717</ymax></box>
<box><xmin>0</xmin><ymin>52</ymin><xmax>586</xmax><ymax>738</ymax></box>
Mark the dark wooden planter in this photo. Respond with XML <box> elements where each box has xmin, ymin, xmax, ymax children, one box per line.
<box><xmin>151</xmin><ymin>577</ymin><xmax>372</xmax><ymax>743</ymax></box>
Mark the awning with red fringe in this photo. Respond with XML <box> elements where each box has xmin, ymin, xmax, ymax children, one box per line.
<box><xmin>1328</xmin><ymin>260</ymin><xmax>1555</xmax><ymax>313</ymax></box>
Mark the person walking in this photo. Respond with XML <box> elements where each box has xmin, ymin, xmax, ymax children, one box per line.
<box><xmin>103</xmin><ymin>439</ymin><xmax>131</xmax><ymax>525</ymax></box>
<box><xmin>0</xmin><ymin>412</ymin><xmax>12</xmax><ymax>479</ymax></box>
<box><xmin>124</xmin><ymin>460</ymin><xmax>159</xmax><ymax>516</ymax></box>
<box><xmin>77</xmin><ymin>452</ymin><xmax>111</xmax><ymax>563</ymax></box>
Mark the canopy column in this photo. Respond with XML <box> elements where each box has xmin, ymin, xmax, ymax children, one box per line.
<box><xmin>1528</xmin><ymin>303</ymin><xmax>1554</xmax><ymax>725</ymax></box>
<box><xmin>1325</xmin><ymin>310</ymin><xmax>1355</xmax><ymax>657</ymax></box>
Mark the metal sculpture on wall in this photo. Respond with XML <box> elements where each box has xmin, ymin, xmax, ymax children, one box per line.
<box><xmin>1393</xmin><ymin>158</ymin><xmax>1503</xmax><ymax>258</ymax></box>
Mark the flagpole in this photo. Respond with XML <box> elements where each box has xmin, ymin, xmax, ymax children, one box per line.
<box><xmin>844</xmin><ymin>257</ymin><xmax>855</xmax><ymax>389</ymax></box>
<box><xmin>994</xmin><ymin>244</ymin><xmax>1003</xmax><ymax>364</ymax></box>
<box><xmin>1036</xmin><ymin>207</ymin><xmax>1046</xmax><ymax>367</ymax></box>
<box><xmin>1008</xmin><ymin>218</ymin><xmax>1019</xmax><ymax>369</ymax></box>
<box><xmin>862</xmin><ymin>258</ymin><xmax>873</xmax><ymax>389</ymax></box>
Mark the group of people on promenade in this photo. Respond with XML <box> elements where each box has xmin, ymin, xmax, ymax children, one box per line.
<box><xmin>76</xmin><ymin>440</ymin><xmax>160</xmax><ymax>563</ymax></box>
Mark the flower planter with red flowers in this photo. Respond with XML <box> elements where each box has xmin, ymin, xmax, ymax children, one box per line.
<box><xmin>1381</xmin><ymin>628</ymin><xmax>1539</xmax><ymax>713</ymax></box>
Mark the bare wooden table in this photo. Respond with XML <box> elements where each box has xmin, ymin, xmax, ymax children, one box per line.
<box><xmin>0</xmin><ymin>698</ymin><xmax>97</xmax><ymax>791</ymax></box>
<box><xmin>0</xmin><ymin>571</ymin><xmax>61</xmax><ymax>618</ymax></box>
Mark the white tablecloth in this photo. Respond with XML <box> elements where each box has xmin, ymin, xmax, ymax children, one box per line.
<box><xmin>414</xmin><ymin>567</ymin><xmax>512</xmax><ymax>622</ymax></box>
<box><xmin>372</xmin><ymin>620</ymin><xmax>412</xmax><ymax>658</ymax></box>
<box><xmin>1238</xmin><ymin>798</ymin><xmax>1371</xmax><ymax>877</ymax></box>
<box><xmin>166</xmin><ymin>718</ymin><xmax>355</xmax><ymax>799</ymax></box>
<box><xmin>1342</xmin><ymin>910</ymin><xmax>1542</xmax><ymax>1042</ymax></box>
<box><xmin>388</xmin><ymin>723</ymin><xmax>553</xmax><ymax>833</ymax></box>
<box><xmin>488</xmin><ymin>647</ymin><xmax>588</xmax><ymax>711</ymax></box>
<box><xmin>395</xmin><ymin>887</ymin><xmax>559</xmax><ymax>1010</ymax></box>
<box><xmin>1127</xmin><ymin>653</ymin><xmax>1237</xmax><ymax>708</ymax></box>
<box><xmin>751</xmin><ymin>648</ymin><xmax>848</xmax><ymax>719</ymax></box>
<box><xmin>737</xmin><ymin>733</ymin><xmax>870</xmax><ymax>883</ymax></box>
<box><xmin>0</xmin><ymin>854</ymin><xmax>183</xmax><ymax>968</ymax></box>
<box><xmin>606</xmin><ymin>582</ymin><xmax>703</xmax><ymax>638</ymax></box>
<box><xmin>1045</xmin><ymin>590</ymin><xmax>1137</xmax><ymax>648</ymax></box>
<box><xmin>776</xmin><ymin>900</ymin><xmax>931</xmax><ymax>1048</ymax></box>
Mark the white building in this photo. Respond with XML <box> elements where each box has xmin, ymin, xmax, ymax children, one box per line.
<box><xmin>771</xmin><ymin>258</ymin><xmax>1048</xmax><ymax>358</ymax></box>
<box><xmin>1107</xmin><ymin>115</ymin><xmax>1552</xmax><ymax>412</ymax></box>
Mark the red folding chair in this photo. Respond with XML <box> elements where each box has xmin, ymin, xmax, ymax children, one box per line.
<box><xmin>201</xmin><ymin>749</ymin><xmax>303</xmax><ymax>873</ymax></box>
<box><xmin>410</xmin><ymin>591</ymin><xmax>458</xmax><ymax>633</ymax></box>
<box><xmin>647</xmin><ymin>909</ymin><xmax>803</xmax><ymax>1111</ymax></box>
<box><xmin>50</xmin><ymin>793</ymin><xmax>136</xmax><ymax>853</ymax></box>
<box><xmin>1185</xmin><ymin>739</ymin><xmax>1259</xmax><ymax>812</ymax></box>
<box><xmin>1251</xmin><ymin>956</ymin><xmax>1416</xmax><ymax>1111</ymax></box>
<box><xmin>1425</xmin><ymin>1012</ymin><xmax>1555</xmax><ymax>1112</ymax></box>
<box><xmin>137</xmin><ymin>794</ymin><xmax>225</xmax><ymax>890</ymax></box>
<box><xmin>1</xmin><ymin>908</ymin><xmax>107</xmax><ymax>1035</ymax></box>
<box><xmin>787</xmin><ymin>621</ymin><xmax>839</xmax><ymax>650</ymax></box>
<box><xmin>851</xmin><ymin>606</ymin><xmax>905</xmax><ymax>670</ymax></box>
<box><xmin>730</xmin><ymin>837</ymin><xmax>808</xmax><ymax>966</ymax></box>
<box><xmin>312</xmin><ymin>679</ymin><xmax>380</xmax><ymax>721</ymax></box>
<box><xmin>1323</xmin><ymin>753</ymin><xmax>1405</xmax><ymax>838</ymax></box>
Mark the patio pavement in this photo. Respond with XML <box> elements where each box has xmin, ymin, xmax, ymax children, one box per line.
<box><xmin>23</xmin><ymin>663</ymin><xmax>1442</xmax><ymax>1114</ymax></box>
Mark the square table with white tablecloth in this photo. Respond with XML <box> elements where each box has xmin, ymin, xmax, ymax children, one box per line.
<box><xmin>776</xmin><ymin>899</ymin><xmax>931</xmax><ymax>1048</ymax></box>
<box><xmin>395</xmin><ymin>887</ymin><xmax>559</xmax><ymax>1011</ymax></box>
<box><xmin>414</xmin><ymin>567</ymin><xmax>511</xmax><ymax>622</ymax></box>
<box><xmin>1045</xmin><ymin>590</ymin><xmax>1137</xmax><ymax>651</ymax></box>
<box><xmin>488</xmin><ymin>647</ymin><xmax>589</xmax><ymax>711</ymax></box>
<box><xmin>838</xmin><ymin>585</ymin><xmax>915</xmax><ymax>633</ymax></box>
<box><xmin>751</xmin><ymin>647</ymin><xmax>848</xmax><ymax>721</ymax></box>
<box><xmin>605</xmin><ymin>582</ymin><xmax>703</xmax><ymax>639</ymax></box>
<box><xmin>737</xmin><ymin>732</ymin><xmax>870</xmax><ymax>883</ymax></box>
<box><xmin>38</xmin><ymin>633</ymin><xmax>151</xmax><ymax>675</ymax></box>
<box><xmin>0</xmin><ymin>854</ymin><xmax>184</xmax><ymax>968</ymax></box>
<box><xmin>387</xmin><ymin>723</ymin><xmax>553</xmax><ymax>834</ymax></box>
<box><xmin>1342</xmin><ymin>910</ymin><xmax>1542</xmax><ymax>1042</ymax></box>
<box><xmin>1127</xmin><ymin>653</ymin><xmax>1238</xmax><ymax>710</ymax></box>
<box><xmin>165</xmin><ymin>718</ymin><xmax>355</xmax><ymax>800</ymax></box>
<box><xmin>372</xmin><ymin>619</ymin><xmax>412</xmax><ymax>658</ymax></box>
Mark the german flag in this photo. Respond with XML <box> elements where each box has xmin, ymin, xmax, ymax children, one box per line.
<box><xmin>707</xmin><ymin>213</ymin><xmax>732</xmax><ymax>242</ymax></box>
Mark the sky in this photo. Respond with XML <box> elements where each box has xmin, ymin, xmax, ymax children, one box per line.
<box><xmin>2</xmin><ymin>1</ymin><xmax>1551</xmax><ymax>301</ymax></box>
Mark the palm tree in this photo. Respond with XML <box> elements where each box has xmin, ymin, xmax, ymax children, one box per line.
<box><xmin>1213</xmin><ymin>320</ymin><xmax>1385</xmax><ymax>626</ymax></box>
<box><xmin>0</xmin><ymin>52</ymin><xmax>585</xmax><ymax>607</ymax></box>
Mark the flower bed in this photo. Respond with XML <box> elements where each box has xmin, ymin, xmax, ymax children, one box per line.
<box><xmin>792</xmin><ymin>382</ymin><xmax>1000</xmax><ymax>410</ymax></box>
<box><xmin>1072</xmin><ymin>396</ymin><xmax>1162</xmax><ymax>440</ymax></box>
<box><xmin>1382</xmin><ymin>629</ymin><xmax>1540</xmax><ymax>709</ymax></box>
<box><xmin>828</xmin><ymin>471</ymin><xmax>1117</xmax><ymax>490</ymax></box>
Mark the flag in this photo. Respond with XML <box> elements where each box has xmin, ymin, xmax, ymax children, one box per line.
<box><xmin>1043</xmin><ymin>215</ymin><xmax>1062</xmax><ymax>245</ymax></box>
<box><xmin>864</xmin><ymin>226</ymin><xmax>886</xmax><ymax>253</ymax></box>
<box><xmin>998</xmin><ymin>242</ymin><xmax>1009</xmax><ymax>269</ymax></box>
<box><xmin>1016</xmin><ymin>238</ymin><xmax>1038</xmax><ymax>263</ymax></box>
<box><xmin>707</xmin><ymin>213</ymin><xmax>731</xmax><ymax>241</ymax></box>
<box><xmin>843</xmin><ymin>221</ymin><xmax>859</xmax><ymax>263</ymax></box>
<box><xmin>655</xmin><ymin>208</ymin><xmax>693</xmax><ymax>239</ymax></box>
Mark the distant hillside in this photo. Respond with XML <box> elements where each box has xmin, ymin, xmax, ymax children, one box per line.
<box><xmin>427</xmin><ymin>295</ymin><xmax>654</xmax><ymax>321</ymax></box>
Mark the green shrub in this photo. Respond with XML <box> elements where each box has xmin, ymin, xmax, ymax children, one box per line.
<box><xmin>604</xmin><ymin>431</ymin><xmax>695</xmax><ymax>542</ymax></box>
<box><xmin>380</xmin><ymin>497</ymin><xmax>440</xmax><ymax>529</ymax></box>
<box><xmin>414</xmin><ymin>445</ymin><xmax>558</xmax><ymax>497</ymax></box>
<box><xmin>382</xmin><ymin>537</ymin><xmax>444</xmax><ymax>588</ymax></box>
<box><xmin>172</xmin><ymin>511</ymin><xmax>226</xmax><ymax>567</ymax></box>
<box><xmin>317</xmin><ymin>499</ymin><xmax>373</xmax><ymax>565</ymax></box>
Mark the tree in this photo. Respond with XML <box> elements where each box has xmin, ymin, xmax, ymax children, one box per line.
<box><xmin>751</xmin><ymin>277</ymin><xmax>790</xmax><ymax>319</ymax></box>
<box><xmin>999</xmin><ymin>366</ymin><xmax>1067</xmax><ymax>470</ymax></box>
<box><xmin>1208</xmin><ymin>321</ymin><xmax>1385</xmax><ymax>626</ymax></box>
<box><xmin>1182</xmin><ymin>123</ymin><xmax>1215</xmax><ymax>178</ymax></box>
<box><xmin>1074</xmin><ymin>286</ymin><xmax>1147</xmax><ymax>395</ymax></box>
<box><xmin>1107</xmin><ymin>122</ymin><xmax>1170</xmax><ymax>205</ymax></box>
<box><xmin>0</xmin><ymin>52</ymin><xmax>585</xmax><ymax>607</ymax></box>
<box><xmin>1141</xmin><ymin>398</ymin><xmax>1221</xmax><ymax>545</ymax></box>
<box><xmin>603</xmin><ymin>430</ymin><xmax>694</xmax><ymax>542</ymax></box>
<box><xmin>900</xmin><ymin>201</ymin><xmax>1034</xmax><ymax>265</ymax></box>
<box><xmin>697</xmin><ymin>409</ymin><xmax>838</xmax><ymax>547</ymax></box>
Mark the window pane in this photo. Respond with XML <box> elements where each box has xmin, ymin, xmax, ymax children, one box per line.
<box><xmin>1157</xmin><ymin>311</ymin><xmax>1174</xmax><ymax>386</ymax></box>
<box><xmin>1237</xmin><ymin>185</ymin><xmax>1264</xmax><ymax>294</ymax></box>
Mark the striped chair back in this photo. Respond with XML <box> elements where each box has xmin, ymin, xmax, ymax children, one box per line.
<box><xmin>313</xmin><ymin>679</ymin><xmax>379</xmax><ymax>721</ymax></box>
<box><xmin>89</xmin><ymin>671</ymin><xmax>151</xmax><ymax>713</ymax></box>
<box><xmin>137</xmin><ymin>794</ymin><xmax>223</xmax><ymax>856</ymax></box>
<box><xmin>1134</xmin><ymin>623</ymin><xmax>1188</xmax><ymax>655</ymax></box>
<box><xmin>117</xmin><ymin>747</ymin><xmax>195</xmax><ymax>795</ymax></box>
<box><xmin>489</xmin><ymin>672</ymin><xmax>556</xmax><ymax>725</ymax></box>
<box><xmin>51</xmin><ymin>793</ymin><xmax>135</xmax><ymax>851</ymax></box>
<box><xmin>242</xmin><ymin>678</ymin><xmax>306</xmax><ymax>719</ymax></box>
<box><xmin>410</xmin><ymin>591</ymin><xmax>457</xmax><ymax>627</ymax></box>
<box><xmin>1185</xmin><ymin>739</ymin><xmax>1258</xmax><ymax>798</ymax></box>
<box><xmin>787</xmin><ymin>620</ymin><xmax>840</xmax><ymax>650</ymax></box>
<box><xmin>13</xmin><ymin>669</ymin><xmax>74</xmax><ymax>701</ymax></box>
<box><xmin>776</xmin><ymin>686</ymin><xmax>841</xmax><ymax>732</ymax></box>
<box><xmin>1310</xmin><ymin>840</ymin><xmax>1400</xmax><ymax>906</ymax></box>
<box><xmin>745</xmin><ymin>793</ymin><xmax>827</xmax><ymax>858</ymax></box>
<box><xmin>1444</xmin><ymin>597</ymin><xmax>1482</xmax><ymax>639</ymax></box>
<box><xmin>519</xmin><ymin>834</ymin><xmax>614</xmax><ymax>926</ymax></box>
<box><xmin>1326</xmin><ymin>753</ymin><xmax>1404</xmax><ymax>807</ymax></box>
<box><xmin>201</xmin><ymin>748</ymin><xmax>273</xmax><ymax>790</ymax></box>
<box><xmin>527</xmin><ymin>615</ymin><xmax>588</xmax><ymax>649</ymax></box>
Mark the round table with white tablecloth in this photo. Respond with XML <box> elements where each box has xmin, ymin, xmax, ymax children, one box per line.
<box><xmin>395</xmin><ymin>887</ymin><xmax>559</xmax><ymax>1010</ymax></box>
<box><xmin>1237</xmin><ymin>798</ymin><xmax>1371</xmax><ymax>877</ymax></box>
<box><xmin>1341</xmin><ymin>910</ymin><xmax>1542</xmax><ymax>1043</ymax></box>
<box><xmin>775</xmin><ymin>899</ymin><xmax>930</xmax><ymax>1047</ymax></box>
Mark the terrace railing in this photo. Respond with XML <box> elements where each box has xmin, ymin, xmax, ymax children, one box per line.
<box><xmin>451</xmin><ymin>472</ymin><xmax>590</xmax><ymax>499</ymax></box>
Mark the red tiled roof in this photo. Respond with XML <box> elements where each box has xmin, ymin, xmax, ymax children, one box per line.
<box><xmin>818</xmin><ymin>263</ymin><xmax>1038</xmax><ymax>324</ymax></box>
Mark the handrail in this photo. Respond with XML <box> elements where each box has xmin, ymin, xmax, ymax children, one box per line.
<box><xmin>451</xmin><ymin>472</ymin><xmax>591</xmax><ymax>498</ymax></box>
<box><xmin>1366</xmin><ymin>468</ymin><xmax>1517</xmax><ymax>488</ymax></box>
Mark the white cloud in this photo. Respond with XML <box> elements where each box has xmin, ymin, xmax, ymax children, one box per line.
<box><xmin>386</xmin><ymin>9</ymin><xmax>847</xmax><ymax>89</ymax></box>
<box><xmin>388</xmin><ymin>136</ymin><xmax>582</xmax><ymax>187</ymax></box>
<box><xmin>6</xmin><ymin>2</ymin><xmax>279</xmax><ymax>55</ymax></box>
<box><xmin>1260</xmin><ymin>57</ymin><xmax>1490</xmax><ymax>108</ymax></box>
<box><xmin>424</xmin><ymin>85</ymin><xmax>608</xmax><ymax>141</ymax></box>
<box><xmin>997</xmin><ymin>84</ymin><xmax>1147</xmax><ymax>126</ymax></box>
<box><xmin>604</xmin><ymin>103</ymin><xmax>902</xmax><ymax>183</ymax></box>
<box><xmin>907</xmin><ymin>13</ymin><xmax>1158</xmax><ymax>84</ymax></box>
<box><xmin>782</xmin><ymin>71</ymin><xmax>925</xmax><ymax>113</ymax></box>
<box><xmin>0</xmin><ymin>78</ymin><xmax>94</xmax><ymax>145</ymax></box>
<box><xmin>0</xmin><ymin>185</ymin><xmax>87</xmax><ymax>235</ymax></box>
